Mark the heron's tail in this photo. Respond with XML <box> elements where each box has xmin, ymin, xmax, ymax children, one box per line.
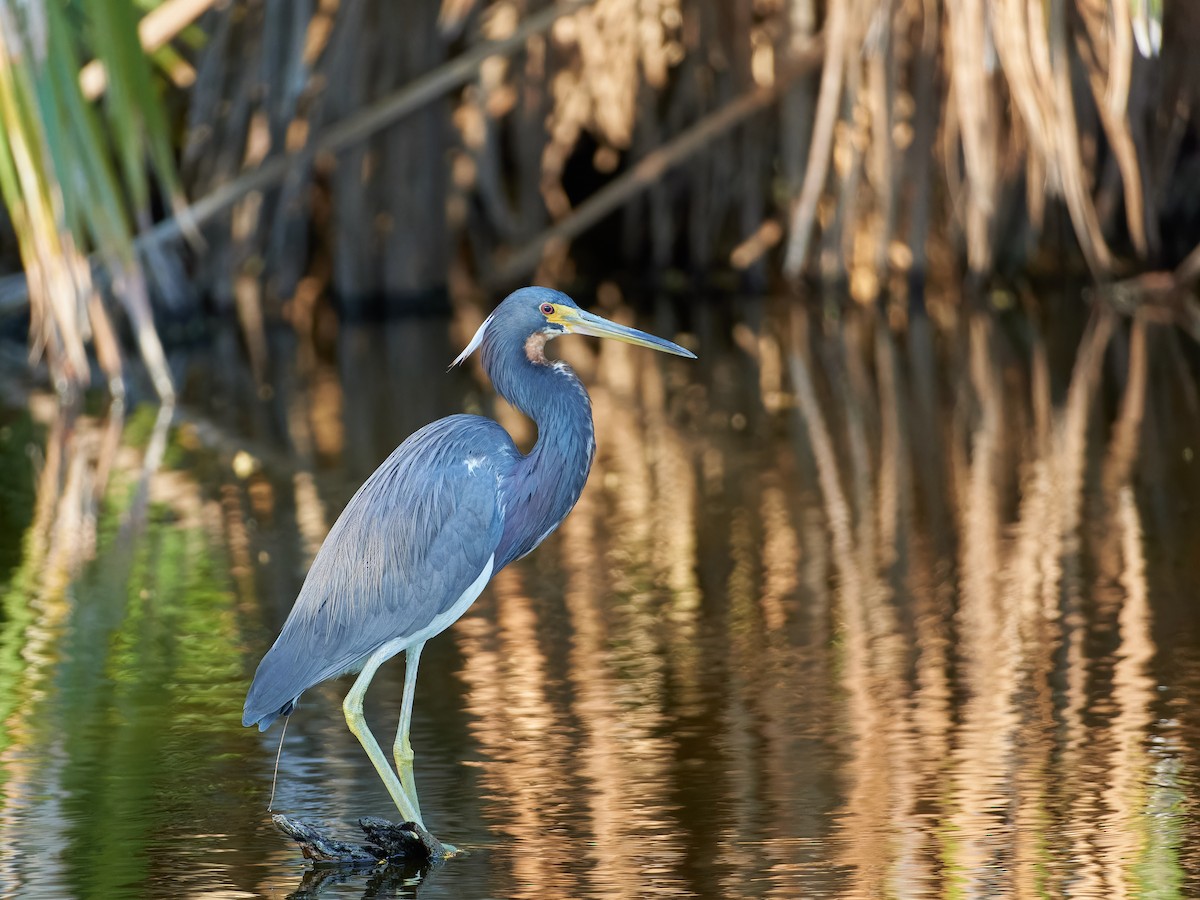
<box><xmin>242</xmin><ymin>693</ymin><xmax>296</xmax><ymax>731</ymax></box>
<box><xmin>243</xmin><ymin>642</ymin><xmax>303</xmax><ymax>731</ymax></box>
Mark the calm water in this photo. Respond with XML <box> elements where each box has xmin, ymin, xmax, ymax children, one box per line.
<box><xmin>1</xmin><ymin>296</ymin><xmax>1198</xmax><ymax>898</ymax></box>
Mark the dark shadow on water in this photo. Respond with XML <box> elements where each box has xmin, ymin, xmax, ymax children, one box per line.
<box><xmin>286</xmin><ymin>858</ymin><xmax>430</xmax><ymax>900</ymax></box>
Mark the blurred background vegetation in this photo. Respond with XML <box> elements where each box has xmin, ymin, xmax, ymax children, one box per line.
<box><xmin>4</xmin><ymin>5</ymin><xmax>1200</xmax><ymax>895</ymax></box>
<box><xmin>0</xmin><ymin>0</ymin><xmax>1192</xmax><ymax>398</ymax></box>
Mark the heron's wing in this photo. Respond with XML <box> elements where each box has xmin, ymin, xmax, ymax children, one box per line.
<box><xmin>243</xmin><ymin>415</ymin><xmax>515</xmax><ymax>727</ymax></box>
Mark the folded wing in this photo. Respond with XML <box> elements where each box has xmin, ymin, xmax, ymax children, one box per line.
<box><xmin>242</xmin><ymin>415</ymin><xmax>515</xmax><ymax>729</ymax></box>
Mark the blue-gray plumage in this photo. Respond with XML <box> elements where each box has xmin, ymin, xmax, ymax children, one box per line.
<box><xmin>242</xmin><ymin>286</ymin><xmax>694</xmax><ymax>853</ymax></box>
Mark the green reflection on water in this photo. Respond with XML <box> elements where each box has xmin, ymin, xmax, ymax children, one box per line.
<box><xmin>0</xmin><ymin>411</ymin><xmax>41</xmax><ymax>771</ymax></box>
<box><xmin>0</xmin><ymin>412</ymin><xmax>39</xmax><ymax>581</ymax></box>
<box><xmin>0</xmin><ymin>409</ymin><xmax>253</xmax><ymax>898</ymax></box>
<box><xmin>1137</xmin><ymin>754</ymin><xmax>1186</xmax><ymax>898</ymax></box>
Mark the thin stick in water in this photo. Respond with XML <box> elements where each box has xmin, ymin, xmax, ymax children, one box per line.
<box><xmin>268</xmin><ymin>714</ymin><xmax>290</xmax><ymax>812</ymax></box>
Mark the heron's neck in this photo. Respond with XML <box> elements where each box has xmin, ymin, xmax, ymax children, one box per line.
<box><xmin>515</xmin><ymin>361</ymin><xmax>595</xmax><ymax>473</ymax></box>
<box><xmin>481</xmin><ymin>330</ymin><xmax>596</xmax><ymax>481</ymax></box>
<box><xmin>492</xmin><ymin>358</ymin><xmax>595</xmax><ymax>568</ymax></box>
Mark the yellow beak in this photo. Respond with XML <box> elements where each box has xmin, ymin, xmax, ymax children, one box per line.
<box><xmin>556</xmin><ymin>308</ymin><xmax>696</xmax><ymax>358</ymax></box>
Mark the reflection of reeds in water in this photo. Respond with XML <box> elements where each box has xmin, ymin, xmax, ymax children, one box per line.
<box><xmin>1</xmin><ymin>299</ymin><xmax>1189</xmax><ymax>895</ymax></box>
<box><xmin>1088</xmin><ymin>318</ymin><xmax>1158</xmax><ymax>897</ymax></box>
<box><xmin>948</xmin><ymin>314</ymin><xmax>1020</xmax><ymax>896</ymax></box>
<box><xmin>785</xmin><ymin>301</ymin><xmax>1176</xmax><ymax>898</ymax></box>
<box><xmin>1029</xmin><ymin>313</ymin><xmax>1114</xmax><ymax>897</ymax></box>
<box><xmin>456</xmin><ymin>566</ymin><xmax>580</xmax><ymax>896</ymax></box>
<box><xmin>0</xmin><ymin>400</ymin><xmax>135</xmax><ymax>720</ymax></box>
<box><xmin>0</xmin><ymin>395</ymin><xmax>229</xmax><ymax>891</ymax></box>
<box><xmin>790</xmin><ymin>313</ymin><xmax>919</xmax><ymax>899</ymax></box>
<box><xmin>0</xmin><ymin>400</ymin><xmax>113</xmax><ymax>889</ymax></box>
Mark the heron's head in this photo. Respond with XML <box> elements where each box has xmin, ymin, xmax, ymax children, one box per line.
<box><xmin>451</xmin><ymin>286</ymin><xmax>695</xmax><ymax>369</ymax></box>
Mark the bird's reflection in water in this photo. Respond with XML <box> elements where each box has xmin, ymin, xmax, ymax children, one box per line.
<box><xmin>286</xmin><ymin>857</ymin><xmax>429</xmax><ymax>899</ymax></box>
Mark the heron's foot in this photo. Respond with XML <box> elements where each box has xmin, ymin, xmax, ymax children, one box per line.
<box><xmin>359</xmin><ymin>816</ymin><xmax>458</xmax><ymax>861</ymax></box>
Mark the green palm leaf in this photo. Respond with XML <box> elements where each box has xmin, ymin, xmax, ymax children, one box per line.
<box><xmin>0</xmin><ymin>0</ymin><xmax>184</xmax><ymax>399</ymax></box>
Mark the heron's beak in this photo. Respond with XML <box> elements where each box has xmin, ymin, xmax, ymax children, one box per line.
<box><xmin>558</xmin><ymin>308</ymin><xmax>696</xmax><ymax>359</ymax></box>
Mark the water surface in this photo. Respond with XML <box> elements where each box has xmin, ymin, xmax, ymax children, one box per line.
<box><xmin>0</xmin><ymin>296</ymin><xmax>1198</xmax><ymax>898</ymax></box>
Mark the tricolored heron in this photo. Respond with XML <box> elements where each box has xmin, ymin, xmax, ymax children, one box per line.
<box><xmin>242</xmin><ymin>286</ymin><xmax>695</xmax><ymax>854</ymax></box>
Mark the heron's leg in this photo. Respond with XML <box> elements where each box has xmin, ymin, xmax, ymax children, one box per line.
<box><xmin>342</xmin><ymin>647</ymin><xmax>425</xmax><ymax>828</ymax></box>
<box><xmin>392</xmin><ymin>642</ymin><xmax>425</xmax><ymax>821</ymax></box>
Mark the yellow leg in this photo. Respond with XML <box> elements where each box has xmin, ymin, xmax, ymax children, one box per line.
<box><xmin>392</xmin><ymin>642</ymin><xmax>425</xmax><ymax>822</ymax></box>
<box><xmin>343</xmin><ymin>646</ymin><xmax>424</xmax><ymax>828</ymax></box>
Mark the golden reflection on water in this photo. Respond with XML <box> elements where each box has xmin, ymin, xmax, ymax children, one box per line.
<box><xmin>0</xmin><ymin>299</ymin><xmax>1196</xmax><ymax>898</ymax></box>
<box><xmin>776</xmin><ymin>305</ymin><xmax>1183</xmax><ymax>898</ymax></box>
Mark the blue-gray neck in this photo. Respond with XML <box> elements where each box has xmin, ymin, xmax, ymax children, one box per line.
<box><xmin>483</xmin><ymin>332</ymin><xmax>595</xmax><ymax>569</ymax></box>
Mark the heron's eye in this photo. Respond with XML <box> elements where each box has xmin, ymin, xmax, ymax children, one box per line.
<box><xmin>540</xmin><ymin>302</ymin><xmax>555</xmax><ymax>316</ymax></box>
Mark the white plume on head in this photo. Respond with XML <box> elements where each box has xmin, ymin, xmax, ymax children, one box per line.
<box><xmin>450</xmin><ymin>313</ymin><xmax>494</xmax><ymax>368</ymax></box>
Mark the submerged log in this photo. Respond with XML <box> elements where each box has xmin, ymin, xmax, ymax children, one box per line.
<box><xmin>271</xmin><ymin>813</ymin><xmax>446</xmax><ymax>867</ymax></box>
